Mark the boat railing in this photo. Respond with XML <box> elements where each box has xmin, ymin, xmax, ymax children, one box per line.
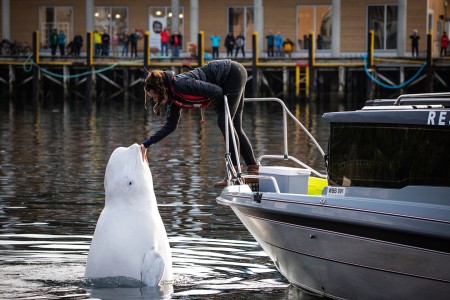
<box><xmin>223</xmin><ymin>96</ymin><xmax>327</xmax><ymax>188</ymax></box>
<box><xmin>393</xmin><ymin>92</ymin><xmax>450</xmax><ymax>106</ymax></box>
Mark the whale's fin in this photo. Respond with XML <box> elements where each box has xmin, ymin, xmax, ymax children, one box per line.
<box><xmin>141</xmin><ymin>248</ymin><xmax>165</xmax><ymax>286</ymax></box>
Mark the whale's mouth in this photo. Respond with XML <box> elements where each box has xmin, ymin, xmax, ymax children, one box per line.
<box><xmin>133</xmin><ymin>144</ymin><xmax>148</xmax><ymax>168</ymax></box>
<box><xmin>136</xmin><ymin>144</ymin><xmax>148</xmax><ymax>164</ymax></box>
<box><xmin>143</xmin><ymin>149</ymin><xmax>148</xmax><ymax>163</ymax></box>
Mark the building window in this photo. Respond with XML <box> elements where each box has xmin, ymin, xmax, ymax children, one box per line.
<box><xmin>38</xmin><ymin>6</ymin><xmax>73</xmax><ymax>48</ymax></box>
<box><xmin>297</xmin><ymin>5</ymin><xmax>332</xmax><ymax>51</ymax></box>
<box><xmin>228</xmin><ymin>7</ymin><xmax>254</xmax><ymax>49</ymax></box>
<box><xmin>149</xmin><ymin>6</ymin><xmax>184</xmax><ymax>50</ymax></box>
<box><xmin>94</xmin><ymin>7</ymin><xmax>128</xmax><ymax>38</ymax></box>
<box><xmin>368</xmin><ymin>5</ymin><xmax>398</xmax><ymax>50</ymax></box>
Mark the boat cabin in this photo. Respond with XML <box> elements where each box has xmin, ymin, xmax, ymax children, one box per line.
<box><xmin>322</xmin><ymin>95</ymin><xmax>450</xmax><ymax>189</ymax></box>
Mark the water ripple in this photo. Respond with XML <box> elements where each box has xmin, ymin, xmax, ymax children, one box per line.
<box><xmin>0</xmin><ymin>101</ymin><xmax>327</xmax><ymax>299</ymax></box>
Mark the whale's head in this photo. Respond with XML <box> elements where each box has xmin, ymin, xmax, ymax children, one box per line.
<box><xmin>104</xmin><ymin>144</ymin><xmax>154</xmax><ymax>207</ymax></box>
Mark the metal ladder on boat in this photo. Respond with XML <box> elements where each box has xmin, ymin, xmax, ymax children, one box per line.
<box><xmin>222</xmin><ymin>96</ymin><xmax>328</xmax><ymax>190</ymax></box>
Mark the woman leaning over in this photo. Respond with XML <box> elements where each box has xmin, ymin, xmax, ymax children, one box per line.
<box><xmin>140</xmin><ymin>59</ymin><xmax>259</xmax><ymax>187</ymax></box>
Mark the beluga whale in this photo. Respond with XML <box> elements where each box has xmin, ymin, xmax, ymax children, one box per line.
<box><xmin>85</xmin><ymin>143</ymin><xmax>173</xmax><ymax>286</ymax></box>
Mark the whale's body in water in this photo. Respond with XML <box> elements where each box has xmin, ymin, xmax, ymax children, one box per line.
<box><xmin>85</xmin><ymin>144</ymin><xmax>172</xmax><ymax>286</ymax></box>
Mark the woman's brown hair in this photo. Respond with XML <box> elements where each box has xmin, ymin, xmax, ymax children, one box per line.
<box><xmin>144</xmin><ymin>70</ymin><xmax>168</xmax><ymax>116</ymax></box>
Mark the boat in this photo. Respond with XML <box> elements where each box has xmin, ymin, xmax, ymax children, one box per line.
<box><xmin>216</xmin><ymin>93</ymin><xmax>450</xmax><ymax>300</ymax></box>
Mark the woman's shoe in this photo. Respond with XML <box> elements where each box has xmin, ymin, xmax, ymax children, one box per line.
<box><xmin>214</xmin><ymin>165</ymin><xmax>243</xmax><ymax>188</ymax></box>
<box><xmin>243</xmin><ymin>165</ymin><xmax>259</xmax><ymax>184</ymax></box>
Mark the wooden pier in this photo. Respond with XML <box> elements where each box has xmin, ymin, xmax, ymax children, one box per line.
<box><xmin>1</xmin><ymin>31</ymin><xmax>449</xmax><ymax>103</ymax></box>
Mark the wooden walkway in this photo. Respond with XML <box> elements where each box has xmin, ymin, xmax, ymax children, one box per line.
<box><xmin>1</xmin><ymin>30</ymin><xmax>449</xmax><ymax>101</ymax></box>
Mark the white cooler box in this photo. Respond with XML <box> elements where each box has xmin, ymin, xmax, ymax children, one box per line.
<box><xmin>259</xmin><ymin>166</ymin><xmax>311</xmax><ymax>194</ymax></box>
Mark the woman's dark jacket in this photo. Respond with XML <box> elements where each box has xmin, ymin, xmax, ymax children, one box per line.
<box><xmin>143</xmin><ymin>59</ymin><xmax>232</xmax><ymax>148</ymax></box>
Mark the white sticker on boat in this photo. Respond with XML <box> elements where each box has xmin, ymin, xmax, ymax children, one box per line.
<box><xmin>327</xmin><ymin>187</ymin><xmax>346</xmax><ymax>197</ymax></box>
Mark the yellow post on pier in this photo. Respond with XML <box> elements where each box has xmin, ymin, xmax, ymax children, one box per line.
<box><xmin>144</xmin><ymin>31</ymin><xmax>150</xmax><ymax>68</ymax></box>
<box><xmin>198</xmin><ymin>31</ymin><xmax>205</xmax><ymax>67</ymax></box>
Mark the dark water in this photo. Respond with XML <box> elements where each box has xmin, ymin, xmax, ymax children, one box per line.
<box><xmin>0</xmin><ymin>93</ymin><xmax>349</xmax><ymax>299</ymax></box>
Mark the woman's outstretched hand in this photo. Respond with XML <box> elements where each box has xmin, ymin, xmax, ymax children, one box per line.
<box><xmin>140</xmin><ymin>144</ymin><xmax>148</xmax><ymax>163</ymax></box>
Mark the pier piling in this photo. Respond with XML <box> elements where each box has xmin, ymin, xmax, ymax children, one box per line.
<box><xmin>252</xmin><ymin>32</ymin><xmax>258</xmax><ymax>97</ymax></box>
<box><xmin>85</xmin><ymin>32</ymin><xmax>95</xmax><ymax>102</ymax></box>
<box><xmin>427</xmin><ymin>31</ymin><xmax>434</xmax><ymax>93</ymax></box>
<box><xmin>32</xmin><ymin>31</ymin><xmax>40</xmax><ymax>105</ymax></box>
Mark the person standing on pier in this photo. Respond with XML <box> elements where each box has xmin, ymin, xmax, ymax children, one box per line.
<box><xmin>111</xmin><ymin>31</ymin><xmax>119</xmax><ymax>57</ymax></box>
<box><xmin>210</xmin><ymin>34</ymin><xmax>221</xmax><ymax>59</ymax></box>
<box><xmin>224</xmin><ymin>32</ymin><xmax>235</xmax><ymax>57</ymax></box>
<box><xmin>266</xmin><ymin>30</ymin><xmax>275</xmax><ymax>57</ymax></box>
<box><xmin>234</xmin><ymin>33</ymin><xmax>245</xmax><ymax>58</ymax></box>
<box><xmin>58</xmin><ymin>30</ymin><xmax>66</xmax><ymax>56</ymax></box>
<box><xmin>410</xmin><ymin>29</ymin><xmax>420</xmax><ymax>57</ymax></box>
<box><xmin>170</xmin><ymin>31</ymin><xmax>182</xmax><ymax>58</ymax></box>
<box><xmin>440</xmin><ymin>31</ymin><xmax>449</xmax><ymax>57</ymax></box>
<box><xmin>119</xmin><ymin>31</ymin><xmax>129</xmax><ymax>57</ymax></box>
<box><xmin>94</xmin><ymin>30</ymin><xmax>102</xmax><ymax>56</ymax></box>
<box><xmin>317</xmin><ymin>34</ymin><xmax>324</xmax><ymax>50</ymax></box>
<box><xmin>160</xmin><ymin>27</ymin><xmax>170</xmax><ymax>57</ymax></box>
<box><xmin>275</xmin><ymin>32</ymin><xmax>283</xmax><ymax>57</ymax></box>
<box><xmin>283</xmin><ymin>38</ymin><xmax>294</xmax><ymax>58</ymax></box>
<box><xmin>140</xmin><ymin>59</ymin><xmax>259</xmax><ymax>187</ymax></box>
<box><xmin>101</xmin><ymin>31</ymin><xmax>111</xmax><ymax>56</ymax></box>
<box><xmin>129</xmin><ymin>29</ymin><xmax>140</xmax><ymax>58</ymax></box>
<box><xmin>49</xmin><ymin>29</ymin><xmax>58</xmax><ymax>56</ymax></box>
<box><xmin>72</xmin><ymin>33</ymin><xmax>83</xmax><ymax>56</ymax></box>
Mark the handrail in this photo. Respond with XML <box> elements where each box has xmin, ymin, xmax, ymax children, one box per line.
<box><xmin>224</xmin><ymin>96</ymin><xmax>242</xmax><ymax>174</ymax></box>
<box><xmin>243</xmin><ymin>98</ymin><xmax>325</xmax><ymax>156</ymax></box>
<box><xmin>244</xmin><ymin>98</ymin><xmax>325</xmax><ymax>156</ymax></box>
<box><xmin>223</xmin><ymin>96</ymin><xmax>327</xmax><ymax>185</ymax></box>
<box><xmin>393</xmin><ymin>92</ymin><xmax>450</xmax><ymax>106</ymax></box>
<box><xmin>244</xmin><ymin>175</ymin><xmax>281</xmax><ymax>193</ymax></box>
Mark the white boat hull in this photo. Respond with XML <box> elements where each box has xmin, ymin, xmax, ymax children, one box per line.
<box><xmin>218</xmin><ymin>186</ymin><xmax>450</xmax><ymax>300</ymax></box>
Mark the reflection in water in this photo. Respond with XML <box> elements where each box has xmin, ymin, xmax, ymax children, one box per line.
<box><xmin>0</xmin><ymin>93</ymin><xmax>341</xmax><ymax>299</ymax></box>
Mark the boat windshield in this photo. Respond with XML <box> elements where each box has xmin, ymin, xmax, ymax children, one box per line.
<box><xmin>328</xmin><ymin>123</ymin><xmax>450</xmax><ymax>188</ymax></box>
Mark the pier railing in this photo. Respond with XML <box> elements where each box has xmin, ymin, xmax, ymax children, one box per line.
<box><xmin>0</xmin><ymin>30</ymin><xmax>442</xmax><ymax>101</ymax></box>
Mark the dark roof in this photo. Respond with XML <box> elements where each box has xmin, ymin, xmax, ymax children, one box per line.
<box><xmin>322</xmin><ymin>108</ymin><xmax>450</xmax><ymax>126</ymax></box>
<box><xmin>323</xmin><ymin>93</ymin><xmax>450</xmax><ymax>126</ymax></box>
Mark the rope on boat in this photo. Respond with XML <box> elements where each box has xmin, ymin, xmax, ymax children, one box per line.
<box><xmin>362</xmin><ymin>54</ymin><xmax>427</xmax><ymax>89</ymax></box>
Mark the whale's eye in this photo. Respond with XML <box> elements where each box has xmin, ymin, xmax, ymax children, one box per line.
<box><xmin>129</xmin><ymin>181</ymin><xmax>132</xmax><ymax>185</ymax></box>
